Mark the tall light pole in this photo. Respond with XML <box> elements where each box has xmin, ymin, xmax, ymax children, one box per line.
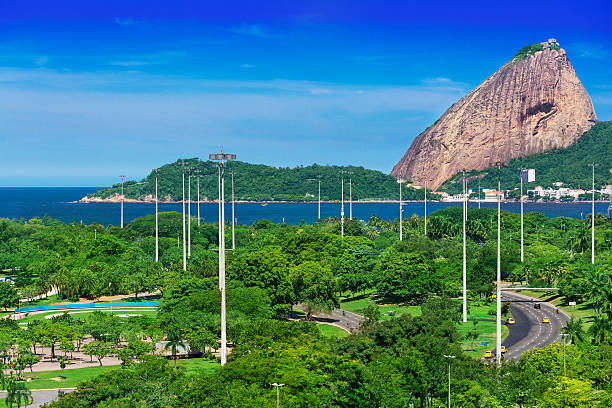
<box><xmin>462</xmin><ymin>169</ymin><xmax>467</xmax><ymax>323</ymax></box>
<box><xmin>209</xmin><ymin>150</ymin><xmax>236</xmax><ymax>367</ymax></box>
<box><xmin>399</xmin><ymin>181</ymin><xmax>403</xmax><ymax>241</ymax></box>
<box><xmin>119</xmin><ymin>175</ymin><xmax>126</xmax><ymax>228</ymax></box>
<box><xmin>341</xmin><ymin>172</ymin><xmax>345</xmax><ymax>238</ymax></box>
<box><xmin>308</xmin><ymin>178</ymin><xmax>321</xmax><ymax>220</ymax></box>
<box><xmin>181</xmin><ymin>164</ymin><xmax>186</xmax><ymax>272</ymax></box>
<box><xmin>154</xmin><ymin>169</ymin><xmax>159</xmax><ymax>263</ymax></box>
<box><xmin>496</xmin><ymin>162</ymin><xmax>502</xmax><ymax>367</ymax></box>
<box><xmin>520</xmin><ymin>169</ymin><xmax>524</xmax><ymax>263</ymax></box>
<box><xmin>349</xmin><ymin>175</ymin><xmax>353</xmax><ymax>220</ymax></box>
<box><xmin>424</xmin><ymin>178</ymin><xmax>428</xmax><ymax>236</ymax></box>
<box><xmin>560</xmin><ymin>333</ymin><xmax>568</xmax><ymax>377</ymax></box>
<box><xmin>271</xmin><ymin>383</ymin><xmax>284</xmax><ymax>408</ymax></box>
<box><xmin>231</xmin><ymin>171</ymin><xmax>235</xmax><ymax>251</ymax></box>
<box><xmin>478</xmin><ymin>179</ymin><xmax>481</xmax><ymax>209</ymax></box>
<box><xmin>591</xmin><ymin>163</ymin><xmax>595</xmax><ymax>264</ymax></box>
<box><xmin>195</xmin><ymin>170</ymin><xmax>201</xmax><ymax>226</ymax></box>
<box><xmin>318</xmin><ymin>177</ymin><xmax>321</xmax><ymax>219</ymax></box>
<box><xmin>188</xmin><ymin>170</ymin><xmax>191</xmax><ymax>258</ymax></box>
<box><xmin>443</xmin><ymin>355</ymin><xmax>455</xmax><ymax>408</ymax></box>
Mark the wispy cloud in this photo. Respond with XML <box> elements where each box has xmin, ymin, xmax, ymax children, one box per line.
<box><xmin>109</xmin><ymin>60</ymin><xmax>152</xmax><ymax>67</ymax></box>
<box><xmin>565</xmin><ymin>42</ymin><xmax>610</xmax><ymax>59</ymax></box>
<box><xmin>225</xmin><ymin>24</ymin><xmax>278</xmax><ymax>39</ymax></box>
<box><xmin>114</xmin><ymin>18</ymin><xmax>139</xmax><ymax>27</ymax></box>
<box><xmin>34</xmin><ymin>56</ymin><xmax>48</xmax><ymax>66</ymax></box>
<box><xmin>239</xmin><ymin>63</ymin><xmax>261</xmax><ymax>69</ymax></box>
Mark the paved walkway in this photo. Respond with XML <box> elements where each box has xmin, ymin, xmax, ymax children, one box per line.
<box><xmin>294</xmin><ymin>304</ymin><xmax>365</xmax><ymax>333</ymax></box>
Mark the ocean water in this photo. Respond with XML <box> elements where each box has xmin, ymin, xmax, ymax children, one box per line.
<box><xmin>0</xmin><ymin>187</ymin><xmax>610</xmax><ymax>226</ymax></box>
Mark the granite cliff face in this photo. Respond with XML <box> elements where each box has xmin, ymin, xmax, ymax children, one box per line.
<box><xmin>391</xmin><ymin>40</ymin><xmax>597</xmax><ymax>190</ymax></box>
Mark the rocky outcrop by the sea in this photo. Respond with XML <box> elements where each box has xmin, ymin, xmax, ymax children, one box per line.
<box><xmin>391</xmin><ymin>39</ymin><xmax>597</xmax><ymax>189</ymax></box>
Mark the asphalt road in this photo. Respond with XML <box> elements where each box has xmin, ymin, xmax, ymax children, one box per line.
<box><xmin>501</xmin><ymin>291</ymin><xmax>569</xmax><ymax>360</ymax></box>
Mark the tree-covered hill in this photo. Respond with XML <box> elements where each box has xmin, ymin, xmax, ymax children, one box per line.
<box><xmin>87</xmin><ymin>160</ymin><xmax>441</xmax><ymax>202</ymax></box>
<box><xmin>440</xmin><ymin>121</ymin><xmax>612</xmax><ymax>194</ymax></box>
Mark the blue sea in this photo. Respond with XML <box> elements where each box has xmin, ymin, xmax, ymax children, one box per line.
<box><xmin>0</xmin><ymin>187</ymin><xmax>610</xmax><ymax>226</ymax></box>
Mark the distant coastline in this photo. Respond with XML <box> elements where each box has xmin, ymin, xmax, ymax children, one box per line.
<box><xmin>78</xmin><ymin>196</ymin><xmax>610</xmax><ymax>205</ymax></box>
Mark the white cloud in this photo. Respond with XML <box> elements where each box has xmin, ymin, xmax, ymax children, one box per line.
<box><xmin>34</xmin><ymin>56</ymin><xmax>48</xmax><ymax>66</ymax></box>
<box><xmin>565</xmin><ymin>42</ymin><xmax>610</xmax><ymax>59</ymax></box>
<box><xmin>109</xmin><ymin>60</ymin><xmax>152</xmax><ymax>67</ymax></box>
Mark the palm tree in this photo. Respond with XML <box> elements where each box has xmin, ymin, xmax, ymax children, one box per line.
<box><xmin>164</xmin><ymin>328</ymin><xmax>185</xmax><ymax>369</ymax></box>
<box><xmin>561</xmin><ymin>316</ymin><xmax>585</xmax><ymax>344</ymax></box>
<box><xmin>588</xmin><ymin>315</ymin><xmax>611</xmax><ymax>345</ymax></box>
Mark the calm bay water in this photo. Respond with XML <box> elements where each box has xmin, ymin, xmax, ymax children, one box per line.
<box><xmin>0</xmin><ymin>187</ymin><xmax>610</xmax><ymax>226</ymax></box>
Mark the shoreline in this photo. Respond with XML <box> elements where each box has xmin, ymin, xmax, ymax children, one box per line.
<box><xmin>78</xmin><ymin>196</ymin><xmax>611</xmax><ymax>205</ymax></box>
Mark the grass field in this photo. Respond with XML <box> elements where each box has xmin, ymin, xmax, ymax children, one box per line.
<box><xmin>340</xmin><ymin>292</ymin><xmax>509</xmax><ymax>358</ymax></box>
<box><xmin>340</xmin><ymin>292</ymin><xmax>422</xmax><ymax>321</ymax></box>
<box><xmin>23</xmin><ymin>357</ymin><xmax>219</xmax><ymax>389</ymax></box>
<box><xmin>317</xmin><ymin>323</ymin><xmax>349</xmax><ymax>338</ymax></box>
<box><xmin>511</xmin><ymin>289</ymin><xmax>597</xmax><ymax>330</ymax></box>
<box><xmin>17</xmin><ymin>308</ymin><xmax>158</xmax><ymax>324</ymax></box>
<box><xmin>24</xmin><ymin>365</ymin><xmax>116</xmax><ymax>389</ymax></box>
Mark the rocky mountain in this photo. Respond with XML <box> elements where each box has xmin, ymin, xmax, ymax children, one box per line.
<box><xmin>391</xmin><ymin>39</ymin><xmax>598</xmax><ymax>190</ymax></box>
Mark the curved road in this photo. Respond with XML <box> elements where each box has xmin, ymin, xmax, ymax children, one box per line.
<box><xmin>501</xmin><ymin>291</ymin><xmax>569</xmax><ymax>360</ymax></box>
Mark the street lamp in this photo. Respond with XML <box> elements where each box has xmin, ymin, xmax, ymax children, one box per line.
<box><xmin>271</xmin><ymin>383</ymin><xmax>284</xmax><ymax>408</ymax></box>
<box><xmin>399</xmin><ymin>180</ymin><xmax>403</xmax><ymax>241</ymax></box>
<box><xmin>495</xmin><ymin>161</ymin><xmax>502</xmax><ymax>367</ymax></box>
<box><xmin>443</xmin><ymin>355</ymin><xmax>455</xmax><ymax>408</ymax></box>
<box><xmin>349</xmin><ymin>174</ymin><xmax>353</xmax><ymax>220</ymax></box>
<box><xmin>520</xmin><ymin>168</ymin><xmax>524</xmax><ymax>263</ymax></box>
<box><xmin>188</xmin><ymin>169</ymin><xmax>192</xmax><ymax>258</ymax></box>
<box><xmin>181</xmin><ymin>162</ymin><xmax>187</xmax><ymax>272</ymax></box>
<box><xmin>591</xmin><ymin>163</ymin><xmax>596</xmax><ymax>264</ymax></box>
<box><xmin>231</xmin><ymin>171</ymin><xmax>235</xmax><ymax>251</ymax></box>
<box><xmin>119</xmin><ymin>175</ymin><xmax>126</xmax><ymax>228</ymax></box>
<box><xmin>462</xmin><ymin>169</ymin><xmax>467</xmax><ymax>323</ymax></box>
<box><xmin>560</xmin><ymin>333</ymin><xmax>569</xmax><ymax>377</ymax></box>
<box><xmin>209</xmin><ymin>150</ymin><xmax>236</xmax><ymax>367</ymax></box>
<box><xmin>153</xmin><ymin>168</ymin><xmax>159</xmax><ymax>263</ymax></box>
<box><xmin>194</xmin><ymin>170</ymin><xmax>201</xmax><ymax>226</ymax></box>
<box><xmin>340</xmin><ymin>171</ymin><xmax>345</xmax><ymax>237</ymax></box>
<box><xmin>307</xmin><ymin>177</ymin><xmax>321</xmax><ymax>220</ymax></box>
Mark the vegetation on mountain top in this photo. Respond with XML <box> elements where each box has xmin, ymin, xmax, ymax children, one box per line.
<box><xmin>512</xmin><ymin>42</ymin><xmax>545</xmax><ymax>62</ymax></box>
<box><xmin>88</xmin><ymin>161</ymin><xmax>441</xmax><ymax>202</ymax></box>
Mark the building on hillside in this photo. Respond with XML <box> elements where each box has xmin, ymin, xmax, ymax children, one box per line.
<box><xmin>520</xmin><ymin>169</ymin><xmax>536</xmax><ymax>183</ymax></box>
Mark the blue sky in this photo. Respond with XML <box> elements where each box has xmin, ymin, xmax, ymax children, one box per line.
<box><xmin>1</xmin><ymin>0</ymin><xmax>611</xmax><ymax>186</ymax></box>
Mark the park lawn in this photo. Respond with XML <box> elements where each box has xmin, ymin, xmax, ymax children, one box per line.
<box><xmin>511</xmin><ymin>289</ymin><xmax>597</xmax><ymax>330</ymax></box>
<box><xmin>175</xmin><ymin>357</ymin><xmax>220</xmax><ymax>375</ymax></box>
<box><xmin>317</xmin><ymin>323</ymin><xmax>349</xmax><ymax>338</ymax></box>
<box><xmin>23</xmin><ymin>365</ymin><xmax>117</xmax><ymax>389</ymax></box>
<box><xmin>23</xmin><ymin>358</ymin><xmax>219</xmax><ymax>389</ymax></box>
<box><xmin>17</xmin><ymin>309</ymin><xmax>158</xmax><ymax>324</ymax></box>
<box><xmin>458</xmin><ymin>299</ymin><xmax>511</xmax><ymax>358</ymax></box>
<box><xmin>340</xmin><ymin>293</ymin><xmax>422</xmax><ymax>321</ymax></box>
<box><xmin>21</xmin><ymin>293</ymin><xmax>61</xmax><ymax>307</ymax></box>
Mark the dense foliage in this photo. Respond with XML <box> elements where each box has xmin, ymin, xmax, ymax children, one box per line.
<box><xmin>440</xmin><ymin>121</ymin><xmax>612</xmax><ymax>194</ymax></box>
<box><xmin>87</xmin><ymin>160</ymin><xmax>442</xmax><ymax>202</ymax></box>
<box><xmin>0</xmin><ymin>207</ymin><xmax>609</xmax><ymax>407</ymax></box>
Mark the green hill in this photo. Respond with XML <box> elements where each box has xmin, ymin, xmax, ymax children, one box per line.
<box><xmin>439</xmin><ymin>121</ymin><xmax>612</xmax><ymax>194</ymax></box>
<box><xmin>87</xmin><ymin>160</ymin><xmax>441</xmax><ymax>202</ymax></box>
